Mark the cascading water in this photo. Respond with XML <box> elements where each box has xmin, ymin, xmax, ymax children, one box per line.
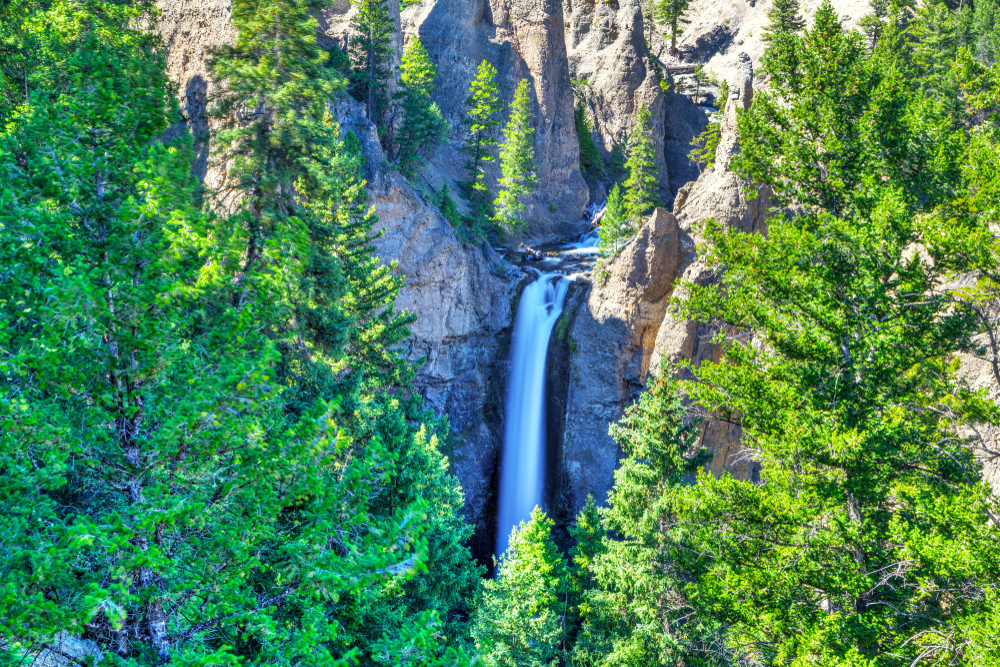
<box><xmin>495</xmin><ymin>273</ymin><xmax>570</xmax><ymax>555</ymax></box>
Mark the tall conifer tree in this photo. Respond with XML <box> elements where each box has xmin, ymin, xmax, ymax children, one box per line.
<box><xmin>396</xmin><ymin>37</ymin><xmax>448</xmax><ymax>177</ymax></box>
<box><xmin>494</xmin><ymin>78</ymin><xmax>538</xmax><ymax>233</ymax></box>
<box><xmin>623</xmin><ymin>105</ymin><xmax>660</xmax><ymax>224</ymax></box>
<box><xmin>463</xmin><ymin>60</ymin><xmax>504</xmax><ymax>193</ymax></box>
<box><xmin>472</xmin><ymin>509</ymin><xmax>569</xmax><ymax>667</ymax></box>
<box><xmin>349</xmin><ymin>0</ymin><xmax>394</xmax><ymax>131</ymax></box>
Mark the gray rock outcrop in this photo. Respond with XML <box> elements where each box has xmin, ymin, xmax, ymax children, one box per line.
<box><xmin>401</xmin><ymin>0</ymin><xmax>590</xmax><ymax>239</ymax></box>
<box><xmin>558</xmin><ymin>52</ymin><xmax>769</xmax><ymax>518</ymax></box>
<box><xmin>562</xmin><ymin>0</ymin><xmax>671</xmax><ymax>198</ymax></box>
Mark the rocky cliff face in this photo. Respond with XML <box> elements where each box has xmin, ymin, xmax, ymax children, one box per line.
<box><xmin>400</xmin><ymin>0</ymin><xmax>590</xmax><ymax>239</ymax></box>
<box><xmin>557</xmin><ymin>53</ymin><xmax>770</xmax><ymax>520</ymax></box>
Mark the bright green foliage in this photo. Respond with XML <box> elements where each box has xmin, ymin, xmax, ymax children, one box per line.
<box><xmin>349</xmin><ymin>0</ymin><xmax>394</xmax><ymax>131</ymax></box>
<box><xmin>396</xmin><ymin>37</ymin><xmax>448</xmax><ymax>177</ymax></box>
<box><xmin>909</xmin><ymin>1</ymin><xmax>968</xmax><ymax>100</ymax></box>
<box><xmin>575</xmin><ymin>100</ymin><xmax>605</xmax><ymax>177</ymax></box>
<box><xmin>651</xmin><ymin>0</ymin><xmax>692</xmax><ymax>56</ymax></box>
<box><xmin>463</xmin><ymin>60</ymin><xmax>504</xmax><ymax>192</ymax></box>
<box><xmin>494</xmin><ymin>79</ymin><xmax>538</xmax><ymax>234</ymax></box>
<box><xmin>665</xmin><ymin>5</ymin><xmax>1000</xmax><ymax>664</ymax></box>
<box><xmin>736</xmin><ymin>0</ymin><xmax>964</xmax><ymax>219</ymax></box>
<box><xmin>688</xmin><ymin>119</ymin><xmax>721</xmax><ymax>171</ymax></box>
<box><xmin>209</xmin><ymin>0</ymin><xmax>344</xmax><ymax>241</ymax></box>
<box><xmin>571</xmin><ymin>371</ymin><xmax>713</xmax><ymax>667</ymax></box>
<box><xmin>858</xmin><ymin>0</ymin><xmax>891</xmax><ymax>51</ymax></box>
<box><xmin>598</xmin><ymin>183</ymin><xmax>631</xmax><ymax>255</ymax></box>
<box><xmin>623</xmin><ymin>105</ymin><xmax>660</xmax><ymax>224</ymax></box>
<box><xmin>472</xmin><ymin>508</ymin><xmax>569</xmax><ymax>667</ymax></box>
<box><xmin>759</xmin><ymin>0</ymin><xmax>805</xmax><ymax>79</ymax></box>
<box><xmin>212</xmin><ymin>0</ymin><xmax>482</xmax><ymax>658</ymax></box>
<box><xmin>0</xmin><ymin>5</ymin><xmax>429</xmax><ymax>665</ymax></box>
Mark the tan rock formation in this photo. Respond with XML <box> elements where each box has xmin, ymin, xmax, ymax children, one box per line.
<box><xmin>559</xmin><ymin>52</ymin><xmax>769</xmax><ymax>516</ymax></box>
<box><xmin>562</xmin><ymin>0</ymin><xmax>671</xmax><ymax>196</ymax></box>
<box><xmin>401</xmin><ymin>0</ymin><xmax>590</xmax><ymax>238</ymax></box>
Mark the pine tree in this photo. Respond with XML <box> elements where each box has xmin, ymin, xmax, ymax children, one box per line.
<box><xmin>571</xmin><ymin>371</ymin><xmax>712</xmax><ymax>667</ymax></box>
<box><xmin>463</xmin><ymin>59</ymin><xmax>504</xmax><ymax>193</ymax></box>
<box><xmin>494</xmin><ymin>78</ymin><xmax>538</xmax><ymax>233</ymax></box>
<box><xmin>762</xmin><ymin>0</ymin><xmax>806</xmax><ymax>41</ymax></box>
<box><xmin>349</xmin><ymin>0</ymin><xmax>394</xmax><ymax>131</ymax></box>
<box><xmin>472</xmin><ymin>508</ymin><xmax>569</xmax><ymax>667</ymax></box>
<box><xmin>0</xmin><ymin>3</ymin><xmax>430</xmax><ymax>663</ymax></box>
<box><xmin>599</xmin><ymin>183</ymin><xmax>631</xmax><ymax>255</ymax></box>
<box><xmin>652</xmin><ymin>0</ymin><xmax>692</xmax><ymax>57</ymax></box>
<box><xmin>396</xmin><ymin>37</ymin><xmax>448</xmax><ymax>177</ymax></box>
<box><xmin>575</xmin><ymin>99</ymin><xmax>605</xmax><ymax>177</ymax></box>
<box><xmin>623</xmin><ymin>105</ymin><xmax>660</xmax><ymax>224</ymax></box>
<box><xmin>688</xmin><ymin>118</ymin><xmax>721</xmax><ymax>171</ymax></box>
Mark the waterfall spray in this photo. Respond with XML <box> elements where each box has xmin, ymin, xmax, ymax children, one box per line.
<box><xmin>495</xmin><ymin>273</ymin><xmax>569</xmax><ymax>555</ymax></box>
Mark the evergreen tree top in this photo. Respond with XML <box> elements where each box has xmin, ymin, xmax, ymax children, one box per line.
<box><xmin>401</xmin><ymin>36</ymin><xmax>436</xmax><ymax>96</ymax></box>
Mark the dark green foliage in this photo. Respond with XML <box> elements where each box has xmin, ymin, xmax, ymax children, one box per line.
<box><xmin>651</xmin><ymin>0</ymin><xmax>692</xmax><ymax>56</ymax></box>
<box><xmin>575</xmin><ymin>100</ymin><xmax>605</xmax><ymax>177</ymax></box>
<box><xmin>762</xmin><ymin>0</ymin><xmax>805</xmax><ymax>41</ymax></box>
<box><xmin>349</xmin><ymin>0</ymin><xmax>394</xmax><ymax>132</ymax></box>
<box><xmin>396</xmin><ymin>37</ymin><xmax>448</xmax><ymax>178</ymax></box>
<box><xmin>0</xmin><ymin>4</ymin><xmax>425</xmax><ymax>664</ymax></box>
<box><xmin>571</xmin><ymin>371</ymin><xmax>713</xmax><ymax>667</ymax></box>
<box><xmin>0</xmin><ymin>1</ymin><xmax>481</xmax><ymax>664</ymax></box>
<box><xmin>688</xmin><ymin>118</ymin><xmax>721</xmax><ymax>171</ymax></box>
<box><xmin>665</xmin><ymin>3</ymin><xmax>1000</xmax><ymax>663</ymax></box>
<box><xmin>623</xmin><ymin>105</ymin><xmax>660</xmax><ymax>223</ymax></box>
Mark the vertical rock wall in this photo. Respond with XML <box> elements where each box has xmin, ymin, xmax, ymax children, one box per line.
<box><xmin>400</xmin><ymin>0</ymin><xmax>590</xmax><ymax>239</ymax></box>
<box><xmin>557</xmin><ymin>54</ymin><xmax>769</xmax><ymax>521</ymax></box>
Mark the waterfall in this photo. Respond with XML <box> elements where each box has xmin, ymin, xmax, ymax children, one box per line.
<box><xmin>495</xmin><ymin>273</ymin><xmax>570</xmax><ymax>555</ymax></box>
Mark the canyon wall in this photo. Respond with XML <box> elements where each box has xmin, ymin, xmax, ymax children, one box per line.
<box><xmin>558</xmin><ymin>53</ymin><xmax>771</xmax><ymax>520</ymax></box>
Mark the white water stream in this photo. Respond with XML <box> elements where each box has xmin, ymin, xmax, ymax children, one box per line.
<box><xmin>495</xmin><ymin>273</ymin><xmax>570</xmax><ymax>555</ymax></box>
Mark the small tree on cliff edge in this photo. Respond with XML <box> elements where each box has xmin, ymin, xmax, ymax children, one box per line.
<box><xmin>349</xmin><ymin>0</ymin><xmax>393</xmax><ymax>135</ymax></box>
<box><xmin>396</xmin><ymin>36</ymin><xmax>448</xmax><ymax>177</ymax></box>
<box><xmin>463</xmin><ymin>59</ymin><xmax>504</xmax><ymax>192</ymax></box>
<box><xmin>494</xmin><ymin>78</ymin><xmax>538</xmax><ymax>234</ymax></box>
<box><xmin>653</xmin><ymin>0</ymin><xmax>692</xmax><ymax>57</ymax></box>
<box><xmin>623</xmin><ymin>105</ymin><xmax>660</xmax><ymax>224</ymax></box>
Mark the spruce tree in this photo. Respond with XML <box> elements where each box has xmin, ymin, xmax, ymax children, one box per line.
<box><xmin>396</xmin><ymin>37</ymin><xmax>448</xmax><ymax>177</ymax></box>
<box><xmin>463</xmin><ymin>59</ymin><xmax>504</xmax><ymax>193</ymax></box>
<box><xmin>349</xmin><ymin>0</ymin><xmax>394</xmax><ymax>131</ymax></box>
<box><xmin>494</xmin><ymin>78</ymin><xmax>538</xmax><ymax>233</ymax></box>
<box><xmin>210</xmin><ymin>0</ymin><xmax>481</xmax><ymax>658</ymax></box>
<box><xmin>472</xmin><ymin>508</ymin><xmax>569</xmax><ymax>667</ymax></box>
<box><xmin>0</xmin><ymin>3</ymin><xmax>430</xmax><ymax>664</ymax></box>
<box><xmin>688</xmin><ymin>118</ymin><xmax>721</xmax><ymax>171</ymax></box>
<box><xmin>599</xmin><ymin>183</ymin><xmax>631</xmax><ymax>255</ymax></box>
<box><xmin>571</xmin><ymin>371</ymin><xmax>712</xmax><ymax>667</ymax></box>
<box><xmin>762</xmin><ymin>0</ymin><xmax>806</xmax><ymax>41</ymax></box>
<box><xmin>623</xmin><ymin>105</ymin><xmax>660</xmax><ymax>224</ymax></box>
